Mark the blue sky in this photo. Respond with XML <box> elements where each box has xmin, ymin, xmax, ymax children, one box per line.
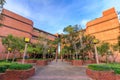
<box><xmin>4</xmin><ymin>0</ymin><xmax>120</xmax><ymax>34</ymax></box>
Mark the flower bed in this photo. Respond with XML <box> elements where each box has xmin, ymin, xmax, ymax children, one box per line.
<box><xmin>86</xmin><ymin>64</ymin><xmax>120</xmax><ymax>80</ymax></box>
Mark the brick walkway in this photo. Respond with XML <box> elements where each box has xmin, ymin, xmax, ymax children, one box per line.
<box><xmin>28</xmin><ymin>59</ymin><xmax>92</xmax><ymax>80</ymax></box>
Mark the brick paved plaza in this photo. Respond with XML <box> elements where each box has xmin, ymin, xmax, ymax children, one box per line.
<box><xmin>28</xmin><ymin>60</ymin><xmax>92</xmax><ymax>80</ymax></box>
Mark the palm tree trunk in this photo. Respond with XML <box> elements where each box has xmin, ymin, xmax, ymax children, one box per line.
<box><xmin>22</xmin><ymin>43</ymin><xmax>28</xmax><ymax>64</ymax></box>
<box><xmin>6</xmin><ymin>51</ymin><xmax>10</xmax><ymax>61</ymax></box>
<box><xmin>12</xmin><ymin>50</ymin><xmax>16</xmax><ymax>62</ymax></box>
<box><xmin>94</xmin><ymin>45</ymin><xmax>99</xmax><ymax>64</ymax></box>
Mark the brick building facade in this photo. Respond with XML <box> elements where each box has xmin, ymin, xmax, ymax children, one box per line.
<box><xmin>0</xmin><ymin>9</ymin><xmax>56</xmax><ymax>53</ymax></box>
<box><xmin>86</xmin><ymin>8</ymin><xmax>120</xmax><ymax>44</ymax></box>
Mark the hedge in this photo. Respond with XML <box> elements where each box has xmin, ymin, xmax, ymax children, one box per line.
<box><xmin>88</xmin><ymin>63</ymin><xmax>120</xmax><ymax>74</ymax></box>
<box><xmin>0</xmin><ymin>62</ymin><xmax>33</xmax><ymax>73</ymax></box>
<box><xmin>9</xmin><ymin>63</ymin><xmax>32</xmax><ymax>70</ymax></box>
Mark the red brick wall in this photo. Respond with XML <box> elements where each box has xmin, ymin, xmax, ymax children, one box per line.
<box><xmin>86</xmin><ymin>8</ymin><xmax>120</xmax><ymax>44</ymax></box>
<box><xmin>4</xmin><ymin>68</ymin><xmax>35</xmax><ymax>80</ymax></box>
<box><xmin>2</xmin><ymin>9</ymin><xmax>33</xmax><ymax>25</ymax></box>
<box><xmin>0</xmin><ymin>26</ymin><xmax>31</xmax><ymax>38</ymax></box>
<box><xmin>0</xmin><ymin>9</ymin><xmax>56</xmax><ymax>55</ymax></box>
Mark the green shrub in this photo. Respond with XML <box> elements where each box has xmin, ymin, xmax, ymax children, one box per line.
<box><xmin>107</xmin><ymin>63</ymin><xmax>120</xmax><ymax>74</ymax></box>
<box><xmin>9</xmin><ymin>63</ymin><xmax>33</xmax><ymax>70</ymax></box>
<box><xmin>0</xmin><ymin>62</ymin><xmax>11</xmax><ymax>73</ymax></box>
<box><xmin>88</xmin><ymin>63</ymin><xmax>120</xmax><ymax>74</ymax></box>
<box><xmin>0</xmin><ymin>66</ymin><xmax>7</xmax><ymax>73</ymax></box>
<box><xmin>0</xmin><ymin>62</ymin><xmax>11</xmax><ymax>68</ymax></box>
<box><xmin>88</xmin><ymin>64</ymin><xmax>111</xmax><ymax>71</ymax></box>
<box><xmin>0</xmin><ymin>62</ymin><xmax>33</xmax><ymax>72</ymax></box>
<box><xmin>0</xmin><ymin>60</ymin><xmax>6</xmax><ymax>62</ymax></box>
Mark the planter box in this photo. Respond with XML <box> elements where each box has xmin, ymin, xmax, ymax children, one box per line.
<box><xmin>17</xmin><ymin>59</ymin><xmax>37</xmax><ymax>63</ymax></box>
<box><xmin>36</xmin><ymin>60</ymin><xmax>48</xmax><ymax>66</ymax></box>
<box><xmin>0</xmin><ymin>73</ymin><xmax>6</xmax><ymax>80</ymax></box>
<box><xmin>47</xmin><ymin>59</ymin><xmax>53</xmax><ymax>62</ymax></box>
<box><xmin>67</xmin><ymin>59</ymin><xmax>72</xmax><ymax>62</ymax></box>
<box><xmin>72</xmin><ymin>60</ymin><xmax>83</xmax><ymax>66</ymax></box>
<box><xmin>4</xmin><ymin>67</ymin><xmax>35</xmax><ymax>80</ymax></box>
<box><xmin>116</xmin><ymin>75</ymin><xmax>120</xmax><ymax>80</ymax></box>
<box><xmin>86</xmin><ymin>68</ymin><xmax>116</xmax><ymax>80</ymax></box>
<box><xmin>84</xmin><ymin>60</ymin><xmax>96</xmax><ymax>64</ymax></box>
<box><xmin>25</xmin><ymin>59</ymin><xmax>37</xmax><ymax>63</ymax></box>
<box><xmin>86</xmin><ymin>68</ymin><xmax>99</xmax><ymax>79</ymax></box>
<box><xmin>84</xmin><ymin>60</ymin><xmax>92</xmax><ymax>64</ymax></box>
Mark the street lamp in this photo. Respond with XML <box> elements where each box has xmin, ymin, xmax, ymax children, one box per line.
<box><xmin>93</xmin><ymin>39</ymin><xmax>99</xmax><ymax>64</ymax></box>
<box><xmin>22</xmin><ymin>37</ymin><xmax>30</xmax><ymax>64</ymax></box>
<box><xmin>6</xmin><ymin>47</ymin><xmax>11</xmax><ymax>61</ymax></box>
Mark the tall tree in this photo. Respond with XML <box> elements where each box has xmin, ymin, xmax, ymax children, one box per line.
<box><xmin>63</xmin><ymin>24</ymin><xmax>81</xmax><ymax>59</ymax></box>
<box><xmin>0</xmin><ymin>0</ymin><xmax>6</xmax><ymax>20</ymax></box>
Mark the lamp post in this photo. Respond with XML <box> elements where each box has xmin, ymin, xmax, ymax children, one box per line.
<box><xmin>93</xmin><ymin>39</ymin><xmax>99</xmax><ymax>64</ymax></box>
<box><xmin>22</xmin><ymin>38</ymin><xmax>30</xmax><ymax>64</ymax></box>
<box><xmin>48</xmin><ymin>49</ymin><xmax>50</xmax><ymax>58</ymax></box>
<box><xmin>6</xmin><ymin>47</ymin><xmax>11</xmax><ymax>61</ymax></box>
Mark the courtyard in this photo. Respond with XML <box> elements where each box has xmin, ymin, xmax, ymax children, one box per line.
<box><xmin>28</xmin><ymin>59</ymin><xmax>92</xmax><ymax>80</ymax></box>
<box><xmin>0</xmin><ymin>0</ymin><xmax>120</xmax><ymax>80</ymax></box>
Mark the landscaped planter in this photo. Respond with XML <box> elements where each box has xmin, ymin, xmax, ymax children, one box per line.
<box><xmin>36</xmin><ymin>60</ymin><xmax>48</xmax><ymax>66</ymax></box>
<box><xmin>47</xmin><ymin>58</ymin><xmax>54</xmax><ymax>62</ymax></box>
<box><xmin>86</xmin><ymin>68</ymin><xmax>116</xmax><ymax>80</ymax></box>
<box><xmin>0</xmin><ymin>73</ymin><xmax>6</xmax><ymax>80</ymax></box>
<box><xmin>83</xmin><ymin>60</ymin><xmax>96</xmax><ymax>64</ymax></box>
<box><xmin>25</xmin><ymin>59</ymin><xmax>37</xmax><ymax>63</ymax></box>
<box><xmin>72</xmin><ymin>60</ymin><xmax>83</xmax><ymax>66</ymax></box>
<box><xmin>65</xmin><ymin>59</ymin><xmax>72</xmax><ymax>63</ymax></box>
<box><xmin>17</xmin><ymin>59</ymin><xmax>37</xmax><ymax>63</ymax></box>
<box><xmin>116</xmin><ymin>75</ymin><xmax>120</xmax><ymax>80</ymax></box>
<box><xmin>4</xmin><ymin>67</ymin><xmax>35</xmax><ymax>80</ymax></box>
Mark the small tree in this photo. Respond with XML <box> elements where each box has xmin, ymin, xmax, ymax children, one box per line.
<box><xmin>2</xmin><ymin>35</ymin><xmax>25</xmax><ymax>61</ymax></box>
<box><xmin>97</xmin><ymin>42</ymin><xmax>110</xmax><ymax>63</ymax></box>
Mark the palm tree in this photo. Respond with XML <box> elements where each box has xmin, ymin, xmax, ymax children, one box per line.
<box><xmin>97</xmin><ymin>42</ymin><xmax>110</xmax><ymax>63</ymax></box>
<box><xmin>38</xmin><ymin>33</ymin><xmax>50</xmax><ymax>59</ymax></box>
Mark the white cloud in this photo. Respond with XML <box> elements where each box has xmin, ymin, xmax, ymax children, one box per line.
<box><xmin>57</xmin><ymin>29</ymin><xmax>64</xmax><ymax>34</ymax></box>
<box><xmin>80</xmin><ymin>19</ymin><xmax>90</xmax><ymax>28</ymax></box>
<box><xmin>4</xmin><ymin>0</ymin><xmax>31</xmax><ymax>18</ymax></box>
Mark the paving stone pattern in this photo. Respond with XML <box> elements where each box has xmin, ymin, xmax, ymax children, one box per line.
<box><xmin>28</xmin><ymin>59</ymin><xmax>92</xmax><ymax>80</ymax></box>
